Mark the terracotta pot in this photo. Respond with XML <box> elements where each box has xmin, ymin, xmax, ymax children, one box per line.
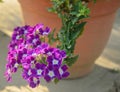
<box><xmin>18</xmin><ymin>0</ymin><xmax>120</xmax><ymax>78</ymax></box>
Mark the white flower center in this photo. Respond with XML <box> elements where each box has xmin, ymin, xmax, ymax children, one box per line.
<box><xmin>52</xmin><ymin>59</ymin><xmax>59</xmax><ymax>65</ymax></box>
<box><xmin>7</xmin><ymin>69</ymin><xmax>11</xmax><ymax>74</ymax></box>
<box><xmin>33</xmin><ymin>39</ymin><xmax>37</xmax><ymax>43</ymax></box>
<box><xmin>14</xmin><ymin>63</ymin><xmax>19</xmax><ymax>68</ymax></box>
<box><xmin>15</xmin><ymin>46</ymin><xmax>18</xmax><ymax>50</ymax></box>
<box><xmin>43</xmin><ymin>32</ymin><xmax>48</xmax><ymax>35</ymax></box>
<box><xmin>31</xmin><ymin>60</ymin><xmax>34</xmax><ymax>64</ymax></box>
<box><xmin>37</xmin><ymin>69</ymin><xmax>42</xmax><ymax>75</ymax></box>
<box><xmin>24</xmin><ymin>30</ymin><xmax>27</xmax><ymax>34</ymax></box>
<box><xmin>23</xmin><ymin>54</ymin><xmax>27</xmax><ymax>58</ymax></box>
<box><xmin>59</xmin><ymin>68</ymin><xmax>63</xmax><ymax>75</ymax></box>
<box><xmin>16</xmin><ymin>35</ymin><xmax>20</xmax><ymax>39</ymax></box>
<box><xmin>32</xmin><ymin>53</ymin><xmax>37</xmax><ymax>56</ymax></box>
<box><xmin>33</xmin><ymin>77</ymin><xmax>38</xmax><ymax>84</ymax></box>
<box><xmin>48</xmin><ymin>71</ymin><xmax>54</xmax><ymax>77</ymax></box>
<box><xmin>47</xmin><ymin>52</ymin><xmax>52</xmax><ymax>56</ymax></box>
<box><xmin>28</xmin><ymin>70</ymin><xmax>32</xmax><ymax>76</ymax></box>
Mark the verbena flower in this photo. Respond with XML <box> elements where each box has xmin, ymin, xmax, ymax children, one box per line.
<box><xmin>44</xmin><ymin>64</ymin><xmax>69</xmax><ymax>82</ymax></box>
<box><xmin>5</xmin><ymin>23</ymin><xmax>69</xmax><ymax>88</ymax></box>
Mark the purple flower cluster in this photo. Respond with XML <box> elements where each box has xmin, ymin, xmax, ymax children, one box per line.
<box><xmin>5</xmin><ymin>24</ymin><xmax>69</xmax><ymax>88</ymax></box>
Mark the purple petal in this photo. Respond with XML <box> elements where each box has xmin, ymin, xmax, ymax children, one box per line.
<box><xmin>60</xmin><ymin>50</ymin><xmax>66</xmax><ymax>58</ymax></box>
<box><xmin>62</xmin><ymin>72</ymin><xmax>70</xmax><ymax>78</ymax></box>
<box><xmin>28</xmin><ymin>77</ymin><xmax>40</xmax><ymax>88</ymax></box>
<box><xmin>35</xmin><ymin>63</ymin><xmax>46</xmax><ymax>69</ymax></box>
<box><xmin>44</xmin><ymin>76</ymin><xmax>51</xmax><ymax>82</ymax></box>
<box><xmin>61</xmin><ymin>65</ymin><xmax>68</xmax><ymax>71</ymax></box>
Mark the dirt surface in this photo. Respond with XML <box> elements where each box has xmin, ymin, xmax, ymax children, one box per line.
<box><xmin>0</xmin><ymin>0</ymin><xmax>120</xmax><ymax>92</ymax></box>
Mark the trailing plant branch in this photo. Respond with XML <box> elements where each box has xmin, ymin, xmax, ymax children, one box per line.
<box><xmin>48</xmin><ymin>0</ymin><xmax>90</xmax><ymax>66</ymax></box>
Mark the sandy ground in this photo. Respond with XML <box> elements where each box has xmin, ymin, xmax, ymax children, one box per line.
<box><xmin>0</xmin><ymin>0</ymin><xmax>120</xmax><ymax>92</ymax></box>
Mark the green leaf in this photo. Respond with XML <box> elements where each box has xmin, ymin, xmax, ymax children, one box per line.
<box><xmin>48</xmin><ymin>29</ymin><xmax>57</xmax><ymax>44</ymax></box>
<box><xmin>93</xmin><ymin>0</ymin><xmax>97</xmax><ymax>3</ymax></box>
<box><xmin>64</xmin><ymin>55</ymin><xmax>79</xmax><ymax>66</ymax></box>
<box><xmin>54</xmin><ymin>78</ymin><xmax>59</xmax><ymax>84</ymax></box>
<box><xmin>58</xmin><ymin>28</ymin><xmax>66</xmax><ymax>43</ymax></box>
<box><xmin>48</xmin><ymin>0</ymin><xmax>91</xmax><ymax>67</ymax></box>
<box><xmin>47</xmin><ymin>8</ymin><xmax>56</xmax><ymax>13</ymax></box>
<box><xmin>65</xmin><ymin>40</ymin><xmax>75</xmax><ymax>54</ymax></box>
<box><xmin>70</xmin><ymin>22</ymin><xmax>86</xmax><ymax>41</ymax></box>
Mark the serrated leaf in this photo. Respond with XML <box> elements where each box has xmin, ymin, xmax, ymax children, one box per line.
<box><xmin>70</xmin><ymin>22</ymin><xmax>86</xmax><ymax>41</ymax></box>
<box><xmin>65</xmin><ymin>55</ymin><xmax>79</xmax><ymax>66</ymax></box>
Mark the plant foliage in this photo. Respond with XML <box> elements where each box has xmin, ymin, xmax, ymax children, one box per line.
<box><xmin>48</xmin><ymin>0</ymin><xmax>90</xmax><ymax>66</ymax></box>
